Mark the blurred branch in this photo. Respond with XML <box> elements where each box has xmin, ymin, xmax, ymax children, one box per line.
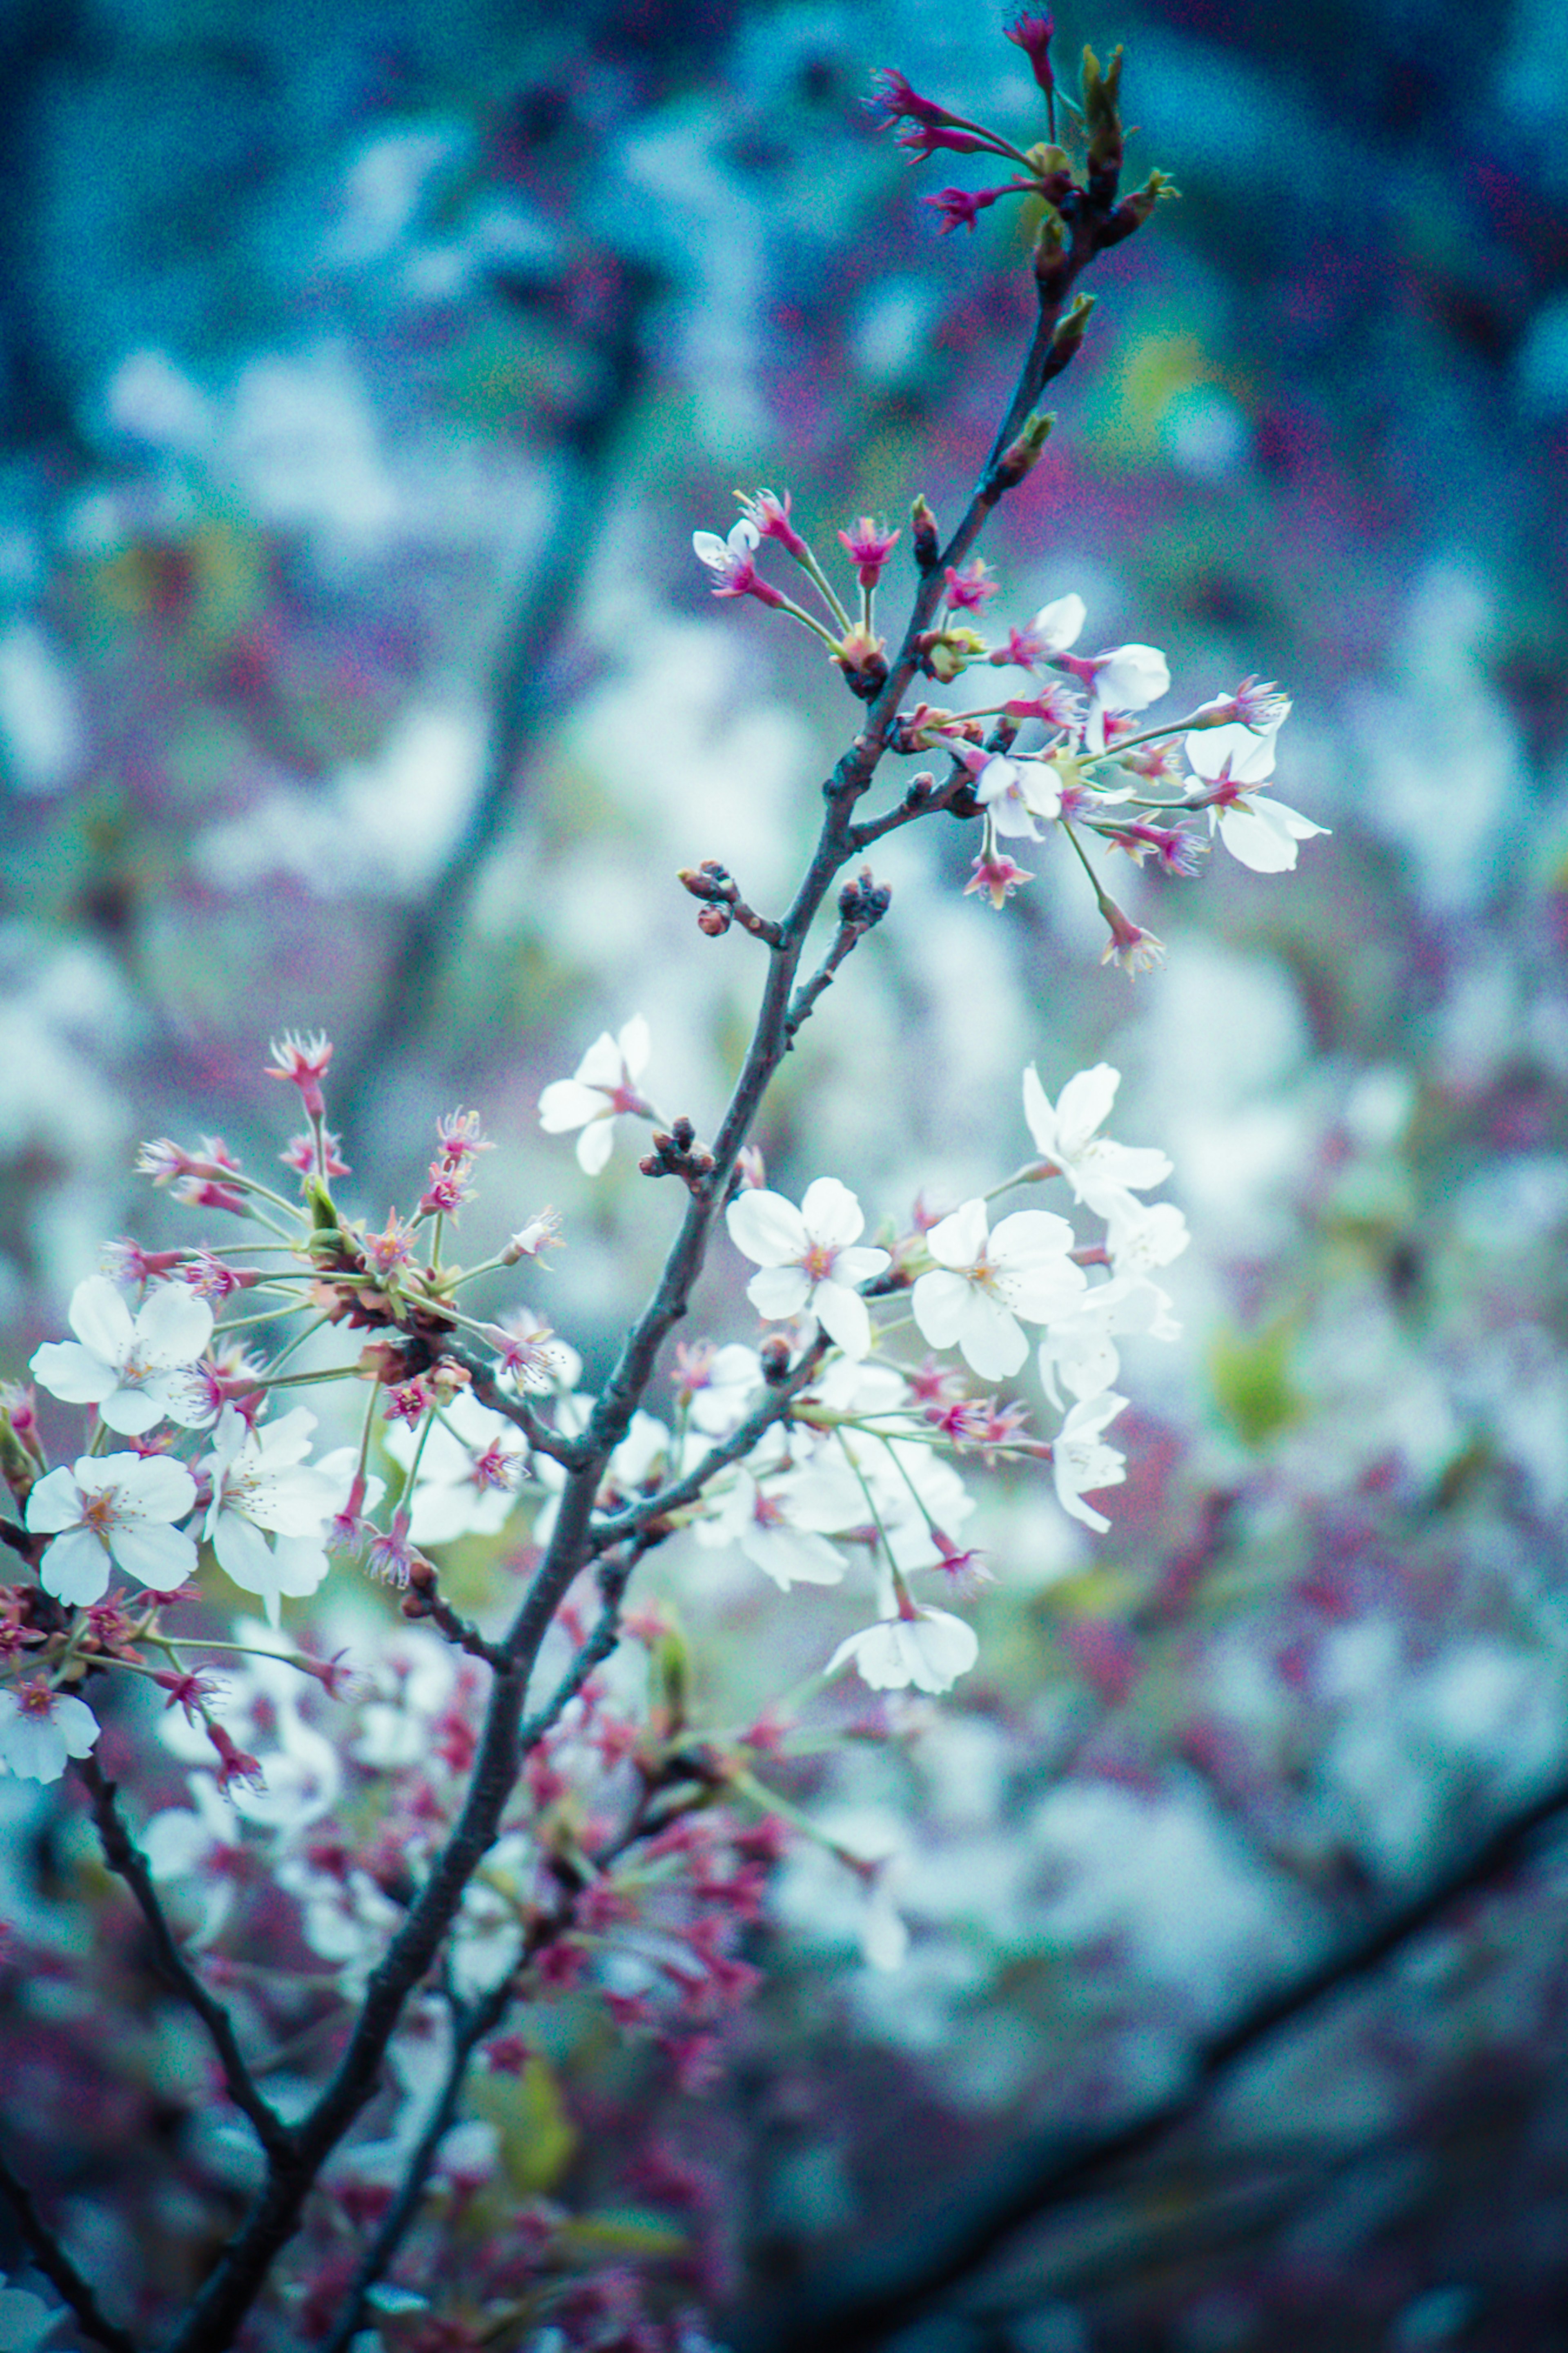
<box><xmin>78</xmin><ymin>1755</ymin><xmax>295</xmax><ymax>2165</ymax></box>
<box><xmin>0</xmin><ymin>2135</ymin><xmax>139</xmax><ymax>2353</ymax></box>
<box><xmin>736</xmin><ymin>1764</ymin><xmax>1568</xmax><ymax>2353</ymax></box>
<box><xmin>337</xmin><ymin>257</ymin><xmax>656</xmax><ymax>1129</ymax></box>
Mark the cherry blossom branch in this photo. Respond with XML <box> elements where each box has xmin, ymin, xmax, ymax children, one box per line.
<box><xmin>448</xmin><ymin>1345</ymin><xmax>593</xmax><ymax>1470</ymax></box>
<box><xmin>77</xmin><ymin>1755</ymin><xmax>295</xmax><ymax>2166</ymax></box>
<box><xmin>147</xmin><ymin>64</ymin><xmax>1160</xmax><ymax>2353</ymax></box>
<box><xmin>586</xmin><ymin>1340</ymin><xmax>831</xmax><ymax>1555</ymax></box>
<box><xmin>0</xmin><ymin>2135</ymin><xmax>140</xmax><ymax>2353</ymax></box>
<box><xmin>316</xmin><ymin>1978</ymin><xmax>514</xmax><ymax>2353</ymax></box>
<box><xmin>735</xmin><ymin>1765</ymin><xmax>1568</xmax><ymax>2353</ymax></box>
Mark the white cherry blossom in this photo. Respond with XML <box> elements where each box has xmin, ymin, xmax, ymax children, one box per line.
<box><xmin>1186</xmin><ymin>723</ymin><xmax>1327</xmax><ymax>872</ymax></box>
<box><xmin>25</xmin><ymin>1451</ymin><xmax>198</xmax><ymax>1606</ymax></box>
<box><xmin>1022</xmin><ymin>1063</ymin><xmax>1172</xmax><ymax>1219</ymax></box>
<box><xmin>692</xmin><ymin>513</ymin><xmax>760</xmax><ymax>587</ymax></box>
<box><xmin>975</xmin><ymin>752</ymin><xmax>1062</xmax><ymax>840</ymax></box>
<box><xmin>912</xmin><ymin>1198</ymin><xmax>1083</xmax><ymax>1381</ymax></box>
<box><xmin>1036</xmin><ymin>1276</ymin><xmax>1180</xmax><ymax>1408</ymax></box>
<box><xmin>1027</xmin><ymin>591</ymin><xmax>1086</xmax><ymax>658</ymax></box>
<box><xmin>385</xmin><ymin>1391</ymin><xmax>529</xmax><ymax>1545</ymax></box>
<box><xmin>1051</xmin><ymin>1390</ymin><xmax>1129</xmax><ymax>1532</ymax></box>
<box><xmin>203</xmin><ymin>1406</ymin><xmax>340</xmax><ymax>1625</ymax></box>
<box><xmin>826</xmin><ymin>1606</ymin><xmax>979</xmax><ymax>1695</ymax></box>
<box><xmin>538</xmin><ymin>1015</ymin><xmax>653</xmax><ymax>1175</ymax></box>
<box><xmin>1078</xmin><ymin>641</ymin><xmax>1170</xmax><ymax>751</ymax></box>
<box><xmin>31</xmin><ymin>1275</ymin><xmax>214</xmax><ymax>1436</ymax></box>
<box><xmin>726</xmin><ymin>1177</ymin><xmax>889</xmax><ymax>1361</ymax></box>
<box><xmin>1106</xmin><ymin>1193</ymin><xmax>1190</xmax><ymax>1275</ymax></box>
<box><xmin>0</xmin><ymin>1680</ymin><xmax>100</xmax><ymax>1782</ymax></box>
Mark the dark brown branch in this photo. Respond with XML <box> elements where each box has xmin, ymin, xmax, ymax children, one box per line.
<box><xmin>0</xmin><ymin>2134</ymin><xmax>140</xmax><ymax>2353</ymax></box>
<box><xmin>733</xmin><ymin>1766</ymin><xmax>1568</xmax><ymax>2353</ymax></box>
<box><xmin>315</xmin><ymin>1977</ymin><xmax>513</xmax><ymax>2353</ymax></box>
<box><xmin>78</xmin><ymin>1756</ymin><xmax>294</xmax><ymax>2166</ymax></box>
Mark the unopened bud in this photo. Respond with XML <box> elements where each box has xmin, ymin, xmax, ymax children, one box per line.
<box><xmin>697</xmin><ymin>905</ymin><xmax>731</xmax><ymax>937</ymax></box>
<box><xmin>759</xmin><ymin>1334</ymin><xmax>794</xmax><ymax>1383</ymax></box>
<box><xmin>650</xmin><ymin>1623</ymin><xmax>693</xmax><ymax>1737</ymax></box>
<box><xmin>911</xmin><ymin>494</ymin><xmax>941</xmax><ymax>571</ymax></box>
<box><xmin>991</xmin><ymin>410</ymin><xmax>1055</xmax><ymax>490</ymax></box>
<box><xmin>1050</xmin><ymin>293</ymin><xmax>1095</xmax><ymax>365</ymax></box>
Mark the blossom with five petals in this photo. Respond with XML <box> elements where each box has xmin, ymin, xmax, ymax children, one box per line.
<box><xmin>25</xmin><ymin>1452</ymin><xmax>198</xmax><ymax>1606</ymax></box>
<box><xmin>912</xmin><ymin>1199</ymin><xmax>1084</xmax><ymax>1381</ymax></box>
<box><xmin>1185</xmin><ymin>723</ymin><xmax>1327</xmax><ymax>872</ymax></box>
<box><xmin>1022</xmin><ymin>1064</ymin><xmax>1172</xmax><ymax>1219</ymax></box>
<box><xmin>726</xmin><ymin>1178</ymin><xmax>889</xmax><ymax>1361</ymax></box>
<box><xmin>538</xmin><ymin>1016</ymin><xmax>653</xmax><ymax>1175</ymax></box>
<box><xmin>0</xmin><ymin>1680</ymin><xmax>100</xmax><ymax>1783</ymax></box>
<box><xmin>31</xmin><ymin>1275</ymin><xmax>214</xmax><ymax>1436</ymax></box>
<box><xmin>202</xmin><ymin>1406</ymin><xmax>341</xmax><ymax>1625</ymax></box>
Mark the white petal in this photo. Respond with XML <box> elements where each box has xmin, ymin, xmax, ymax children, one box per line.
<box><xmin>924</xmin><ymin>1199</ymin><xmax>989</xmax><ymax>1272</ymax></box>
<box><xmin>727</xmin><ymin>1188</ymin><xmax>808</xmax><ymax>1267</ymax></box>
<box><xmin>575</xmin><ymin>1115</ymin><xmax>617</xmax><ymax>1175</ymax></box>
<box><xmin>538</xmin><ymin>1077</ymin><xmax>601</xmax><ymax>1132</ymax></box>
<box><xmin>30</xmin><ymin>1339</ymin><xmax>118</xmax><ymax>1406</ymax></box>
<box><xmin>800</xmin><ymin>1176</ymin><xmax>865</xmax><ymax>1250</ymax></box>
<box><xmin>1032</xmin><ymin>592</ymin><xmax>1086</xmax><ymax>653</ymax></box>
<box><xmin>616</xmin><ymin>1013</ymin><xmax>651</xmax><ymax>1078</ymax></box>
<box><xmin>1053</xmin><ymin>1064</ymin><xmax>1119</xmax><ymax>1157</ymax></box>
<box><xmin>135</xmin><ymin>1282</ymin><xmax>214</xmax><ymax>1365</ymax></box>
<box><xmin>68</xmin><ymin>1276</ymin><xmax>135</xmax><ymax>1363</ymax></box>
<box><xmin>39</xmin><ymin>1527</ymin><xmax>112</xmax><ymax>1606</ymax></box>
<box><xmin>747</xmin><ymin>1264</ymin><xmax>813</xmax><ymax>1321</ymax></box>
<box><xmin>812</xmin><ymin>1280</ymin><xmax>872</xmax><ymax>1361</ymax></box>
<box><xmin>110</xmin><ymin>1521</ymin><xmax>198</xmax><ymax>1588</ymax></box>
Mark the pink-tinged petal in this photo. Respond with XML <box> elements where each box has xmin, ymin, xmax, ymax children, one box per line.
<box><xmin>575</xmin><ymin>1117</ymin><xmax>616</xmax><ymax>1175</ymax></box>
<box><xmin>799</xmin><ymin>1175</ymin><xmax>865</xmax><ymax>1250</ymax></box>
<box><xmin>953</xmin><ymin>1292</ymin><xmax>1027</xmax><ymax>1381</ymax></box>
<box><xmin>911</xmin><ymin>1268</ymin><xmax>973</xmax><ymax>1351</ymax></box>
<box><xmin>38</xmin><ymin>1527</ymin><xmax>112</xmax><ymax>1606</ymax></box>
<box><xmin>23</xmin><ymin>1466</ymin><xmax>88</xmax><ymax>1536</ymax></box>
<box><xmin>538</xmin><ymin>1078</ymin><xmax>603</xmax><ymax>1132</ymax></box>
<box><xmin>812</xmin><ymin>1279</ymin><xmax>872</xmax><ymax>1361</ymax></box>
<box><xmin>30</xmin><ymin>1339</ymin><xmax>117</xmax><ymax>1406</ymax></box>
<box><xmin>96</xmin><ymin>1386</ymin><xmax>169</xmax><ymax>1438</ymax></box>
<box><xmin>109</xmin><ymin>1521</ymin><xmax>197</xmax><ymax>1588</ymax></box>
<box><xmin>924</xmin><ymin>1199</ymin><xmax>989</xmax><ymax>1272</ymax></box>
<box><xmin>120</xmin><ymin>1456</ymin><xmax>198</xmax><ymax>1521</ymax></box>
<box><xmin>135</xmin><ymin>1282</ymin><xmax>214</xmax><ymax>1365</ymax></box>
<box><xmin>727</xmin><ymin>1189</ymin><xmax>808</xmax><ymax>1267</ymax></box>
<box><xmin>571</xmin><ymin>1030</ymin><xmax>626</xmax><ymax>1091</ymax></box>
<box><xmin>747</xmin><ymin>1264</ymin><xmax>813</xmax><ymax>1321</ymax></box>
<box><xmin>67</xmin><ymin>1276</ymin><xmax>135</xmax><ymax>1362</ymax></box>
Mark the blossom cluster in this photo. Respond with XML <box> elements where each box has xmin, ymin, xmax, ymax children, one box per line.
<box><xmin>0</xmin><ymin>1023</ymin><xmax>1182</xmax><ymax>1788</ymax></box>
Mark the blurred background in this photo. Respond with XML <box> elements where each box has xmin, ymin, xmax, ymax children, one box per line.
<box><xmin>3</xmin><ymin>0</ymin><xmax>1568</xmax><ymax>2345</ymax></box>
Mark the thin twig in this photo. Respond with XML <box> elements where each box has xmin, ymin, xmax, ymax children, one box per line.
<box><xmin>0</xmin><ymin>2135</ymin><xmax>140</xmax><ymax>2353</ymax></box>
<box><xmin>78</xmin><ymin>1756</ymin><xmax>294</xmax><ymax>2164</ymax></box>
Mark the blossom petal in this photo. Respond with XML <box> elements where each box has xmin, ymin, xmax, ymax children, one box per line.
<box><xmin>67</xmin><ymin>1276</ymin><xmax>135</xmax><ymax>1362</ymax></box>
<box><xmin>38</xmin><ymin>1527</ymin><xmax>112</xmax><ymax>1606</ymax></box>
<box><xmin>746</xmin><ymin>1265</ymin><xmax>813</xmax><ymax>1321</ymax></box>
<box><xmin>575</xmin><ymin>1116</ymin><xmax>617</xmax><ymax>1175</ymax></box>
<box><xmin>727</xmin><ymin>1189</ymin><xmax>808</xmax><ymax>1267</ymax></box>
<box><xmin>109</xmin><ymin>1521</ymin><xmax>198</xmax><ymax>1588</ymax></box>
<box><xmin>136</xmin><ymin>1282</ymin><xmax>214</xmax><ymax>1365</ymax></box>
<box><xmin>29</xmin><ymin>1339</ymin><xmax>118</xmax><ymax>1407</ymax></box>
<box><xmin>812</xmin><ymin>1279</ymin><xmax>873</xmax><ymax>1361</ymax></box>
<box><xmin>799</xmin><ymin>1176</ymin><xmax>865</xmax><ymax>1251</ymax></box>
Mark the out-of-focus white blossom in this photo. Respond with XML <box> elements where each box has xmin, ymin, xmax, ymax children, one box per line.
<box><xmin>538</xmin><ymin>1015</ymin><xmax>653</xmax><ymax>1174</ymax></box>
